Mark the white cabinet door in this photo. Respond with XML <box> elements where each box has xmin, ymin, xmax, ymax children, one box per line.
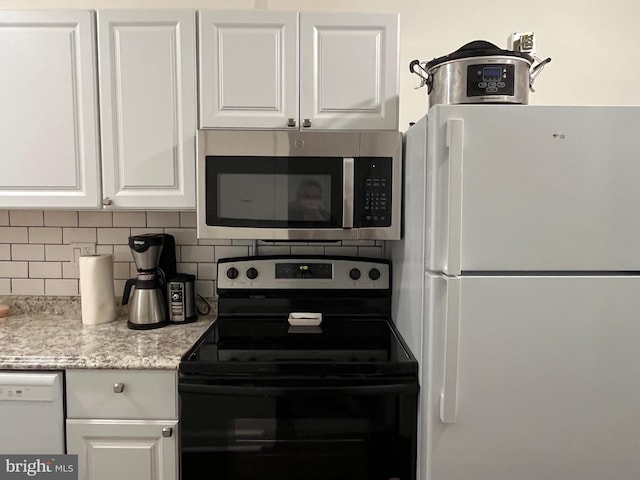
<box><xmin>67</xmin><ymin>419</ymin><xmax>178</xmax><ymax>480</ymax></box>
<box><xmin>300</xmin><ymin>13</ymin><xmax>399</xmax><ymax>130</ymax></box>
<box><xmin>0</xmin><ymin>10</ymin><xmax>101</xmax><ymax>208</ymax></box>
<box><xmin>98</xmin><ymin>9</ymin><xmax>197</xmax><ymax>210</ymax></box>
<box><xmin>199</xmin><ymin>10</ymin><xmax>298</xmax><ymax>129</ymax></box>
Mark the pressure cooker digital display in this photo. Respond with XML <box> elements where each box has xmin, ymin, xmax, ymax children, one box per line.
<box><xmin>467</xmin><ymin>64</ymin><xmax>515</xmax><ymax>97</ymax></box>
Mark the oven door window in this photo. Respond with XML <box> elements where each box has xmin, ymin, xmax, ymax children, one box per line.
<box><xmin>180</xmin><ymin>380</ymin><xmax>417</xmax><ymax>480</ymax></box>
<box><xmin>205</xmin><ymin>156</ymin><xmax>343</xmax><ymax>228</ymax></box>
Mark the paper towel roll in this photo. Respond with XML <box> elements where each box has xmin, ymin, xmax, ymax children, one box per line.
<box><xmin>79</xmin><ymin>254</ymin><xmax>118</xmax><ymax>325</ymax></box>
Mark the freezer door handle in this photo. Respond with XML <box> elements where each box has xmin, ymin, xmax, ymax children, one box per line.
<box><xmin>440</xmin><ymin>276</ymin><xmax>461</xmax><ymax>423</ymax></box>
<box><xmin>445</xmin><ymin>119</ymin><xmax>464</xmax><ymax>276</ymax></box>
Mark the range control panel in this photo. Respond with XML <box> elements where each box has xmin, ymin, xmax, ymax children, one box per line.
<box><xmin>218</xmin><ymin>257</ymin><xmax>390</xmax><ymax>291</ymax></box>
<box><xmin>467</xmin><ymin>64</ymin><xmax>515</xmax><ymax>97</ymax></box>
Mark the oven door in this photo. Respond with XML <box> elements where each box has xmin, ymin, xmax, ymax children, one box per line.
<box><xmin>179</xmin><ymin>378</ymin><xmax>418</xmax><ymax>480</ymax></box>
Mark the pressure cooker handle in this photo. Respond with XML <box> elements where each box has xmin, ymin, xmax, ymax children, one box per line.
<box><xmin>529</xmin><ymin>57</ymin><xmax>552</xmax><ymax>93</ymax></box>
<box><xmin>409</xmin><ymin>59</ymin><xmax>434</xmax><ymax>94</ymax></box>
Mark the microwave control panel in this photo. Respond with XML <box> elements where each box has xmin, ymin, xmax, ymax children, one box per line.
<box><xmin>355</xmin><ymin>157</ymin><xmax>392</xmax><ymax>227</ymax></box>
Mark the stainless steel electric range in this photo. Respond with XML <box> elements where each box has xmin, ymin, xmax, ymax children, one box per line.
<box><xmin>179</xmin><ymin>256</ymin><xmax>418</xmax><ymax>480</ymax></box>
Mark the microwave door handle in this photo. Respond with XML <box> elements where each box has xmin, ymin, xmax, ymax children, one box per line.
<box><xmin>343</xmin><ymin>158</ymin><xmax>354</xmax><ymax>228</ymax></box>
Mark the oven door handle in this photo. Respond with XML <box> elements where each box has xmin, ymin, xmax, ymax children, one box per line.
<box><xmin>179</xmin><ymin>382</ymin><xmax>418</xmax><ymax>396</ymax></box>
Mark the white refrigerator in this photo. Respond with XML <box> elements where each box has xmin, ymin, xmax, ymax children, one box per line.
<box><xmin>389</xmin><ymin>105</ymin><xmax>640</xmax><ymax>480</ymax></box>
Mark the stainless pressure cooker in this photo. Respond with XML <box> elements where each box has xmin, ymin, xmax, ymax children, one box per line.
<box><xmin>410</xmin><ymin>40</ymin><xmax>551</xmax><ymax>107</ymax></box>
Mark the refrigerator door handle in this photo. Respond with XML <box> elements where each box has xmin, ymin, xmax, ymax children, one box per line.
<box><xmin>445</xmin><ymin>119</ymin><xmax>464</xmax><ymax>276</ymax></box>
<box><xmin>440</xmin><ymin>276</ymin><xmax>461</xmax><ymax>423</ymax></box>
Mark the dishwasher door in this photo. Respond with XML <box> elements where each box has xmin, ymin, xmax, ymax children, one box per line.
<box><xmin>0</xmin><ymin>371</ymin><xmax>65</xmax><ymax>454</ymax></box>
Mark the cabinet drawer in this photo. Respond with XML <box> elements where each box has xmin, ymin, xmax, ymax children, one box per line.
<box><xmin>66</xmin><ymin>370</ymin><xmax>177</xmax><ymax>420</ymax></box>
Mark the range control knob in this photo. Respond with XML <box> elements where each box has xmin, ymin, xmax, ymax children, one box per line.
<box><xmin>226</xmin><ymin>267</ymin><xmax>239</xmax><ymax>280</ymax></box>
<box><xmin>349</xmin><ymin>268</ymin><xmax>361</xmax><ymax>280</ymax></box>
<box><xmin>368</xmin><ymin>268</ymin><xmax>381</xmax><ymax>281</ymax></box>
<box><xmin>246</xmin><ymin>267</ymin><xmax>259</xmax><ymax>280</ymax></box>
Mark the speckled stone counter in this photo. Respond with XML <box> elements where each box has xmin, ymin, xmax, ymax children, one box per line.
<box><xmin>0</xmin><ymin>296</ymin><xmax>216</xmax><ymax>370</ymax></box>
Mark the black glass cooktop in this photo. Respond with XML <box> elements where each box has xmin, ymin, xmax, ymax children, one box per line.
<box><xmin>179</xmin><ymin>316</ymin><xmax>417</xmax><ymax>377</ymax></box>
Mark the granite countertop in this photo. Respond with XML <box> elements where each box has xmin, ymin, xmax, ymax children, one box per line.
<box><xmin>0</xmin><ymin>296</ymin><xmax>216</xmax><ymax>370</ymax></box>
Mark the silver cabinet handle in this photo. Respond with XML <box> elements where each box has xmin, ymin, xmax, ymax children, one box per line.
<box><xmin>287</xmin><ymin>118</ymin><xmax>296</xmax><ymax>127</ymax></box>
<box><xmin>162</xmin><ymin>427</ymin><xmax>173</xmax><ymax>438</ymax></box>
<box><xmin>302</xmin><ymin>119</ymin><xmax>312</xmax><ymax>128</ymax></box>
<box><xmin>103</xmin><ymin>198</ymin><xmax>113</xmax><ymax>206</ymax></box>
<box><xmin>113</xmin><ymin>383</ymin><xmax>125</xmax><ymax>393</ymax></box>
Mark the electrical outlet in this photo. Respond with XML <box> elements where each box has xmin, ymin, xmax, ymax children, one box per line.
<box><xmin>70</xmin><ymin>243</ymin><xmax>96</xmax><ymax>267</ymax></box>
<box><xmin>510</xmin><ymin>32</ymin><xmax>536</xmax><ymax>54</ymax></box>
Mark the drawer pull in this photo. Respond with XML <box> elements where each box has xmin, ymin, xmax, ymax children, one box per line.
<box><xmin>113</xmin><ymin>383</ymin><xmax>125</xmax><ymax>393</ymax></box>
<box><xmin>162</xmin><ymin>427</ymin><xmax>173</xmax><ymax>438</ymax></box>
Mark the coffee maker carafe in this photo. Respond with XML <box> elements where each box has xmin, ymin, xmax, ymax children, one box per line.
<box><xmin>122</xmin><ymin>233</ymin><xmax>177</xmax><ymax>330</ymax></box>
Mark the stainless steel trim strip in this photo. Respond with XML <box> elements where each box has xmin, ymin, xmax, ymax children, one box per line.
<box><xmin>343</xmin><ymin>158</ymin><xmax>354</xmax><ymax>229</ymax></box>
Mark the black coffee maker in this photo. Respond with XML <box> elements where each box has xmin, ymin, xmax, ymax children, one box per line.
<box><xmin>122</xmin><ymin>233</ymin><xmax>177</xmax><ymax>329</ymax></box>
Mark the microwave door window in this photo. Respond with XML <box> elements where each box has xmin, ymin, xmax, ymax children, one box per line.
<box><xmin>206</xmin><ymin>156</ymin><xmax>342</xmax><ymax>228</ymax></box>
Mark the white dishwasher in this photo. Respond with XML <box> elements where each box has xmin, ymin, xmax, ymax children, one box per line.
<box><xmin>0</xmin><ymin>371</ymin><xmax>65</xmax><ymax>453</ymax></box>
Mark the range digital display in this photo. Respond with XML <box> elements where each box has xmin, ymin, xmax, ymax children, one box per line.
<box><xmin>276</xmin><ymin>263</ymin><xmax>332</xmax><ymax>279</ymax></box>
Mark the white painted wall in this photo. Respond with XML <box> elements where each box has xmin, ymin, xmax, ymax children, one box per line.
<box><xmin>2</xmin><ymin>0</ymin><xmax>638</xmax><ymax>130</ymax></box>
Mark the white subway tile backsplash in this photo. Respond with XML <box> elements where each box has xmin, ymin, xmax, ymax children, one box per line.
<box><xmin>257</xmin><ymin>246</ymin><xmax>291</xmax><ymax>256</ymax></box>
<box><xmin>291</xmin><ymin>246</ymin><xmax>325</xmax><ymax>256</ymax></box>
<box><xmin>114</xmin><ymin>280</ymin><xmax>126</xmax><ymax>297</ymax></box>
<box><xmin>62</xmin><ymin>262</ymin><xmax>79</xmax><ymax>279</ymax></box>
<box><xmin>0</xmin><ymin>227</ymin><xmax>28</xmax><ymax>244</ymax></box>
<box><xmin>11</xmin><ymin>244</ymin><xmax>45</xmax><ymax>261</ymax></box>
<box><xmin>197</xmin><ymin>263</ymin><xmax>217</xmax><ymax>280</ymax></box>
<box><xmin>29</xmin><ymin>262</ymin><xmax>62</xmax><ymax>279</ymax></box>
<box><xmin>182</xmin><ymin>246</ymin><xmax>215</xmax><ymax>263</ymax></box>
<box><xmin>9</xmin><ymin>210</ymin><xmax>43</xmax><ymax>226</ymax></box>
<box><xmin>147</xmin><ymin>212</ymin><xmax>179</xmax><ymax>228</ymax></box>
<box><xmin>113</xmin><ymin>212</ymin><xmax>146</xmax><ymax>227</ymax></box>
<box><xmin>358</xmin><ymin>247</ymin><xmax>383</xmax><ymax>258</ymax></box>
<box><xmin>214</xmin><ymin>246</ymin><xmax>250</xmax><ymax>261</ymax></box>
<box><xmin>113</xmin><ymin>245</ymin><xmax>134</xmax><ymax>263</ymax></box>
<box><xmin>1</xmin><ymin>210</ymin><xmax>385</xmax><ymax>298</ymax></box>
<box><xmin>29</xmin><ymin>227</ymin><xmax>63</xmax><ymax>244</ymax></box>
<box><xmin>45</xmin><ymin>245</ymin><xmax>70</xmax><ymax>262</ymax></box>
<box><xmin>0</xmin><ymin>261</ymin><xmax>28</xmax><ymax>278</ymax></box>
<box><xmin>12</xmin><ymin>278</ymin><xmax>44</xmax><ymax>295</ymax></box>
<box><xmin>177</xmin><ymin>263</ymin><xmax>198</xmax><ymax>276</ymax></box>
<box><xmin>130</xmin><ymin>227</ymin><xmax>164</xmax><ymax>236</ymax></box>
<box><xmin>97</xmin><ymin>228</ymin><xmax>131</xmax><ymax>245</ymax></box>
<box><xmin>180</xmin><ymin>211</ymin><xmax>196</xmax><ymax>228</ymax></box>
<box><xmin>324</xmin><ymin>246</ymin><xmax>358</xmax><ymax>257</ymax></box>
<box><xmin>44</xmin><ymin>211</ymin><xmax>78</xmax><ymax>227</ymax></box>
<box><xmin>96</xmin><ymin>245</ymin><xmax>114</xmax><ymax>255</ymax></box>
<box><xmin>113</xmin><ymin>262</ymin><xmax>131</xmax><ymax>280</ymax></box>
<box><xmin>45</xmin><ymin>279</ymin><xmax>78</xmax><ymax>296</ymax></box>
<box><xmin>165</xmin><ymin>228</ymin><xmax>197</xmax><ymax>246</ymax></box>
<box><xmin>195</xmin><ymin>280</ymin><xmax>215</xmax><ymax>298</ymax></box>
<box><xmin>197</xmin><ymin>238</ymin><xmax>233</xmax><ymax>246</ymax></box>
<box><xmin>63</xmin><ymin>228</ymin><xmax>96</xmax><ymax>244</ymax></box>
<box><xmin>79</xmin><ymin>211</ymin><xmax>113</xmax><ymax>227</ymax></box>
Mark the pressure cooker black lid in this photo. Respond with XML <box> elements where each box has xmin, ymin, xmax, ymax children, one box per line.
<box><xmin>425</xmin><ymin>40</ymin><xmax>534</xmax><ymax>69</ymax></box>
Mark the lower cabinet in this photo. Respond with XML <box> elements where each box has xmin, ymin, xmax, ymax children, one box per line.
<box><xmin>65</xmin><ymin>369</ymin><xmax>178</xmax><ymax>480</ymax></box>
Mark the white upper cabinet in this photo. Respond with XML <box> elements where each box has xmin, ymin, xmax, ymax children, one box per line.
<box><xmin>0</xmin><ymin>10</ymin><xmax>101</xmax><ymax>208</ymax></box>
<box><xmin>198</xmin><ymin>10</ymin><xmax>399</xmax><ymax>130</ymax></box>
<box><xmin>199</xmin><ymin>10</ymin><xmax>298</xmax><ymax>129</ymax></box>
<box><xmin>300</xmin><ymin>13</ymin><xmax>399</xmax><ymax>131</ymax></box>
<box><xmin>98</xmin><ymin>9</ymin><xmax>197</xmax><ymax>209</ymax></box>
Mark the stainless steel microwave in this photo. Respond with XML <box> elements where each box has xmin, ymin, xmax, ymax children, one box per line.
<box><xmin>197</xmin><ymin>130</ymin><xmax>402</xmax><ymax>241</ymax></box>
